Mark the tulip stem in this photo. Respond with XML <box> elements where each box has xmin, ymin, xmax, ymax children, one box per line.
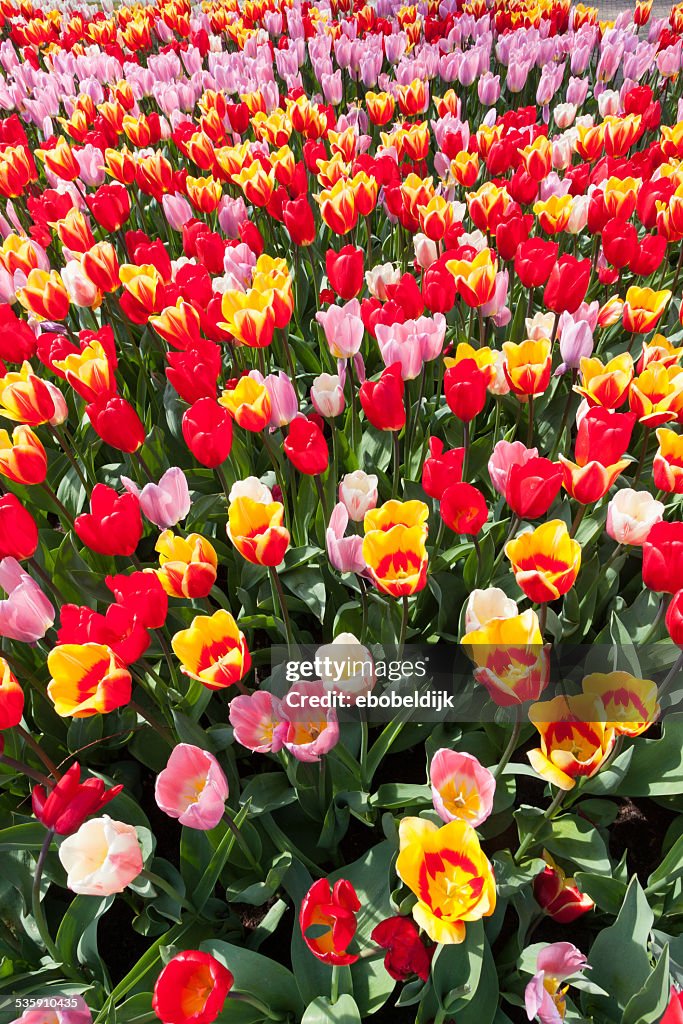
<box><xmin>314</xmin><ymin>474</ymin><xmax>330</xmax><ymax>524</ymax></box>
<box><xmin>0</xmin><ymin>753</ymin><xmax>51</xmax><ymax>786</ymax></box>
<box><xmin>32</xmin><ymin>829</ymin><xmax>60</xmax><ymax>963</ymax></box>
<box><xmin>270</xmin><ymin>567</ymin><xmax>295</xmax><ymax>650</ymax></box>
<box><xmin>28</xmin><ymin>556</ymin><xmax>67</xmax><ymax>607</ymax></box>
<box><xmin>391</xmin><ymin>431</ymin><xmax>400</xmax><ymax>499</ymax></box>
<box><xmin>398</xmin><ymin>595</ymin><xmax>410</xmax><ymax>654</ymax></box>
<box><xmin>134</xmin><ymin>448</ymin><xmax>155</xmax><ymax>484</ymax></box>
<box><xmin>515</xmin><ymin>787</ymin><xmax>566</xmax><ymax>864</ymax></box>
<box><xmin>358</xmin><ymin>574</ymin><xmax>369</xmax><ymax>645</ymax></box>
<box><xmin>569</xmin><ymin>503</ymin><xmax>586</xmax><ymax>538</ymax></box>
<box><xmin>50</xmin><ymin>425</ymin><xmax>90</xmax><ymax>492</ymax></box>
<box><xmin>128</xmin><ymin>698</ymin><xmax>174</xmax><ymax>746</ymax></box>
<box><xmin>38</xmin><ymin>481</ymin><xmax>76</xmax><ymax>531</ymax></box>
<box><xmin>641</xmin><ymin>593</ymin><xmax>669</xmax><ymax>647</ymax></box>
<box><xmin>228</xmin><ymin>992</ymin><xmax>287</xmax><ymax>1021</ymax></box>
<box><xmin>492</xmin><ymin>720</ymin><xmax>521</xmax><ymax>781</ymax></box>
<box><xmin>526</xmin><ymin>394</ymin><xmax>535</xmax><ymax>446</ymax></box>
<box><xmin>658</xmin><ymin>651</ymin><xmax>683</xmax><ymax>702</ymax></box>
<box><xmin>330</xmin><ymin>965</ymin><xmax>341</xmax><ymax>1005</ymax></box>
<box><xmin>215</xmin><ymin>462</ymin><xmax>233</xmax><ymax>507</ymax></box>
<box><xmin>15</xmin><ymin>724</ymin><xmax>61</xmax><ymax>780</ymax></box>
<box><xmin>633</xmin><ymin>427</ymin><xmax>651</xmax><ymax>487</ymax></box>
<box><xmin>222</xmin><ymin>810</ymin><xmax>262</xmax><ymax>873</ymax></box>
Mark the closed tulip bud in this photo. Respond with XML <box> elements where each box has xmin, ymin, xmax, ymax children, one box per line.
<box><xmin>152</xmin><ymin>950</ymin><xmax>233</xmax><ymax>1024</ymax></box>
<box><xmin>359</xmin><ymin>364</ymin><xmax>406</xmax><ymax>431</ymax></box>
<box><xmin>283</xmin><ymin>195</ymin><xmax>316</xmax><ymax>247</ymax></box>
<box><xmin>82</xmin><ymin>242</ymin><xmax>120</xmax><ymax>293</ymax></box>
<box><xmin>0</xmin><ymin>656</ymin><xmax>24</xmax><ymax>728</ymax></box>
<box><xmin>58</xmin><ymin>815</ymin><xmax>142</xmax><ymax>895</ymax></box>
<box><xmin>17</xmin><ymin>268</ymin><xmax>70</xmax><ymax>321</ymax></box>
<box><xmin>339</xmin><ymin>470</ymin><xmax>378</xmax><ymax>522</ymax></box>
<box><xmin>227</xmin><ymin>497</ymin><xmax>290</xmax><ymax>567</ymax></box>
<box><xmin>444</xmin><ymin>359</ymin><xmax>487</xmax><ymax>422</ymax></box>
<box><xmin>284</xmin><ymin>415</ymin><xmax>329</xmax><ymax>475</ymax></box>
<box><xmin>75</xmin><ymin>484</ymin><xmax>142</xmax><ymax>557</ymax></box>
<box><xmin>326</xmin><ymin>245</ymin><xmax>364</xmax><ymax>300</ymax></box>
<box><xmin>86</xmin><ymin>395</ymin><xmax>146</xmax><ymax>453</ymax></box>
<box><xmin>543</xmin><ymin>255</ymin><xmax>591</xmax><ymax>314</ymax></box>
<box><xmin>422</xmin><ymin>437</ymin><xmax>465</xmax><ymax>500</ymax></box>
<box><xmin>440</xmin><ymin>482</ymin><xmax>488</xmax><ymax>535</ymax></box>
<box><xmin>182</xmin><ymin>398</ymin><xmax>233</xmax><ymax>468</ymax></box>
<box><xmin>122</xmin><ymin>467</ymin><xmax>191</xmax><ymax>531</ymax></box>
<box><xmin>606</xmin><ymin>488</ymin><xmax>665</xmax><ymax>546</ymax></box>
<box><xmin>311</xmin><ymin>372</ymin><xmax>345</xmax><ymax>418</ymax></box>
<box><xmin>264</xmin><ymin>371</ymin><xmax>298</xmax><ymax>429</ymax></box>
<box><xmin>87</xmin><ymin>183</ymin><xmax>131</xmax><ymax>232</ymax></box>
<box><xmin>326</xmin><ymin>502</ymin><xmax>367</xmax><ymax>574</ymax></box>
<box><xmin>0</xmin><ymin>494</ymin><xmax>38</xmax><ymax>560</ymax></box>
<box><xmin>643</xmin><ymin>522</ymin><xmax>683</xmax><ymax>594</ymax></box>
<box><xmin>533</xmin><ymin>853</ymin><xmax>595</xmax><ymax>923</ymax></box>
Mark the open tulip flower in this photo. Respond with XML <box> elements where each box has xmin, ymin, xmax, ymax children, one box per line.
<box><xmin>1</xmin><ymin>0</ymin><xmax>683</xmax><ymax>1021</ymax></box>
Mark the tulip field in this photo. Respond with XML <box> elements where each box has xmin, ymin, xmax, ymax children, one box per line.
<box><xmin>5</xmin><ymin>0</ymin><xmax>683</xmax><ymax>1020</ymax></box>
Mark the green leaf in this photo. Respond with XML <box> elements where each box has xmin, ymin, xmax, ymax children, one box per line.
<box><xmin>0</xmin><ymin>823</ymin><xmax>48</xmax><ymax>852</ymax></box>
<box><xmin>613</xmin><ymin>716</ymin><xmax>683</xmax><ymax>797</ymax></box>
<box><xmin>55</xmin><ymin>895</ymin><xmax>113</xmax><ymax>980</ymax></box>
<box><xmin>302</xmin><ymin>994</ymin><xmax>361</xmax><ymax>1024</ymax></box>
<box><xmin>586</xmin><ymin>877</ymin><xmax>654</xmax><ymax>1017</ymax></box>
<box><xmin>574</xmin><ymin>872</ymin><xmax>627</xmax><ymax>916</ymax></box>
<box><xmin>239</xmin><ymin>773</ymin><xmax>297</xmax><ymax>816</ymax></box>
<box><xmin>200</xmin><ymin>940</ymin><xmax>303</xmax><ymax>1016</ymax></box>
<box><xmin>192</xmin><ymin>804</ymin><xmax>250</xmax><ymax>911</ymax></box>
<box><xmin>647</xmin><ymin>831</ymin><xmax>683</xmax><ymax>894</ymax></box>
<box><xmin>545</xmin><ymin>813</ymin><xmax>611</xmax><ymax>874</ymax></box>
<box><xmin>492</xmin><ymin>851</ymin><xmax>545</xmax><ymax>899</ymax></box>
<box><xmin>622</xmin><ymin>945</ymin><xmax>671</xmax><ymax>1024</ymax></box>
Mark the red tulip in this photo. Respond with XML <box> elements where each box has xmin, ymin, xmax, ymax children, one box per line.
<box><xmin>359</xmin><ymin>364</ymin><xmax>406</xmax><ymax>431</ymax></box>
<box><xmin>505</xmin><ymin>457</ymin><xmax>563</xmax><ymax>519</ymax></box>
<box><xmin>58</xmin><ymin>603</ymin><xmax>150</xmax><ymax>665</ymax></box>
<box><xmin>86</xmin><ymin>395</ymin><xmax>146</xmax><ymax>453</ymax></box>
<box><xmin>371</xmin><ymin>916</ymin><xmax>433</xmax><ymax>982</ymax></box>
<box><xmin>87</xmin><ymin>183</ymin><xmax>131</xmax><ymax>232</ymax></box>
<box><xmin>533</xmin><ymin>858</ymin><xmax>595</xmax><ymax>924</ymax></box>
<box><xmin>661</xmin><ymin>988</ymin><xmax>683</xmax><ymax>1024</ymax></box>
<box><xmin>444</xmin><ymin>359</ymin><xmax>487</xmax><ymax>422</ymax></box>
<box><xmin>32</xmin><ymin>761</ymin><xmax>123</xmax><ymax>836</ymax></box>
<box><xmin>422</xmin><ymin>262</ymin><xmax>456</xmax><ymax>313</ymax></box>
<box><xmin>74</xmin><ymin>484</ymin><xmax>143</xmax><ymax>557</ymax></box>
<box><xmin>284</xmin><ymin>415</ymin><xmax>329</xmax><ymax>475</ymax></box>
<box><xmin>0</xmin><ymin>493</ymin><xmax>38</xmax><ymax>560</ymax></box>
<box><xmin>326</xmin><ymin>245</ymin><xmax>364</xmax><ymax>300</ymax></box>
<box><xmin>182</xmin><ymin>398</ymin><xmax>233</xmax><ymax>468</ymax></box>
<box><xmin>166</xmin><ymin>340</ymin><xmax>221</xmax><ymax>403</ymax></box>
<box><xmin>643</xmin><ymin>522</ymin><xmax>683</xmax><ymax>594</ymax></box>
<box><xmin>105</xmin><ymin>571</ymin><xmax>168</xmax><ymax>629</ymax></box>
<box><xmin>283</xmin><ymin>195</ymin><xmax>316</xmax><ymax>246</ymax></box>
<box><xmin>422</xmin><ymin>437</ymin><xmax>465</xmax><ymax>499</ymax></box>
<box><xmin>440</xmin><ymin>482</ymin><xmax>488</xmax><ymax>534</ymax></box>
<box><xmin>514</xmin><ymin>238</ymin><xmax>558</xmax><ymax>288</ymax></box>
<box><xmin>152</xmin><ymin>950</ymin><xmax>233</xmax><ymax>1024</ymax></box>
<box><xmin>666</xmin><ymin>590</ymin><xmax>683</xmax><ymax>646</ymax></box>
<box><xmin>543</xmin><ymin>255</ymin><xmax>591</xmax><ymax>314</ymax></box>
<box><xmin>602</xmin><ymin>218</ymin><xmax>638</xmax><ymax>269</ymax></box>
<box><xmin>629</xmin><ymin>233</ymin><xmax>667</xmax><ymax>277</ymax></box>
<box><xmin>300</xmin><ymin>878</ymin><xmax>360</xmax><ymax>965</ymax></box>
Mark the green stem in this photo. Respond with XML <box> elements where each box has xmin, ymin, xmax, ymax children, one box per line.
<box><xmin>32</xmin><ymin>830</ymin><xmax>61</xmax><ymax>963</ymax></box>
<box><xmin>398</xmin><ymin>594</ymin><xmax>409</xmax><ymax>654</ymax></box>
<box><xmin>270</xmin><ymin>566</ymin><xmax>295</xmax><ymax>649</ymax></box>
<box><xmin>515</xmin><ymin>787</ymin><xmax>566</xmax><ymax>864</ymax></box>
<box><xmin>330</xmin><ymin>965</ymin><xmax>341</xmax><ymax>1005</ymax></box>
<box><xmin>492</xmin><ymin>720</ymin><xmax>522</xmax><ymax>781</ymax></box>
<box><xmin>222</xmin><ymin>810</ymin><xmax>262</xmax><ymax>874</ymax></box>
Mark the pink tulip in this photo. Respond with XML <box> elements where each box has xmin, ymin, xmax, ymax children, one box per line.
<box><xmin>263</xmin><ymin>371</ymin><xmax>298</xmax><ymax>428</ymax></box>
<box><xmin>375</xmin><ymin>314</ymin><xmax>446</xmax><ymax>380</ymax></box>
<box><xmin>525</xmin><ymin>943</ymin><xmax>588</xmax><ymax>1024</ymax></box>
<box><xmin>229</xmin><ymin>690</ymin><xmax>285</xmax><ymax>753</ymax></box>
<box><xmin>326</xmin><ymin>503</ymin><xmax>367</xmax><ymax>574</ymax></box>
<box><xmin>9</xmin><ymin>998</ymin><xmax>93</xmax><ymax>1024</ymax></box>
<box><xmin>155</xmin><ymin>743</ymin><xmax>228</xmax><ymax>830</ymax></box>
<box><xmin>162</xmin><ymin>193</ymin><xmax>193</xmax><ymax>231</ymax></box>
<box><xmin>311</xmin><ymin>372</ymin><xmax>345</xmax><ymax>418</ymax></box>
<box><xmin>0</xmin><ymin>557</ymin><xmax>54</xmax><ymax>642</ymax></box>
<box><xmin>121</xmin><ymin>467</ymin><xmax>191</xmax><ymax>530</ymax></box>
<box><xmin>430</xmin><ymin>749</ymin><xmax>496</xmax><ymax>827</ymax></box>
<box><xmin>280</xmin><ymin>680</ymin><xmax>340</xmax><ymax>762</ymax></box>
<box><xmin>339</xmin><ymin>470</ymin><xmax>378</xmax><ymax>522</ymax></box>
<box><xmin>58</xmin><ymin>816</ymin><xmax>143</xmax><ymax>896</ymax></box>
<box><xmin>316</xmin><ymin>299</ymin><xmax>365</xmax><ymax>359</ymax></box>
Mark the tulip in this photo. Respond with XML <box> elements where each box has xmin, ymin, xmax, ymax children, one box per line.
<box><xmin>86</xmin><ymin>395</ymin><xmax>146</xmax><ymax>453</ymax></box>
<box><xmin>54</xmin><ymin>339</ymin><xmax>115</xmax><ymax>403</ymax></box>
<box><xmin>284</xmin><ymin>415</ymin><xmax>329</xmax><ymax>475</ymax></box>
<box><xmin>505</xmin><ymin>457</ymin><xmax>563</xmax><ymax>519</ymax></box>
<box><xmin>446</xmin><ymin>248</ymin><xmax>498</xmax><ymax>307</ymax></box>
<box><xmin>666</xmin><ymin>589</ymin><xmax>683</xmax><ymax>646</ymax></box>
<box><xmin>300</xmin><ymin>878</ymin><xmax>360</xmax><ymax>965</ymax></box>
<box><xmin>0</xmin><ymin>494</ymin><xmax>37</xmax><ymax>560</ymax></box>
<box><xmin>543</xmin><ymin>255</ymin><xmax>591</xmax><ymax>314</ymax></box>
<box><xmin>227</xmin><ymin>497</ymin><xmax>289</xmax><ymax>567</ymax></box>
<box><xmin>464</xmin><ymin>587</ymin><xmax>518</xmax><ymax>633</ymax></box>
<box><xmin>229</xmin><ymin>690</ymin><xmax>285</xmax><ymax>754</ymax></box>
<box><xmin>326</xmin><ymin>503</ymin><xmax>366</xmax><ymax>575</ymax></box>
<box><xmin>156</xmin><ymin>531</ymin><xmax>218</xmax><ymax>599</ymax></box>
<box><xmin>326</xmin><ymin>246</ymin><xmax>364</xmax><ymax>300</ymax></box>
<box><xmin>219</xmin><ymin>375</ymin><xmax>272</xmax><ymax>433</ymax></box>
<box><xmin>371</xmin><ymin>916</ymin><xmax>433</xmax><ymax>983</ymax></box>
<box><xmin>75</xmin><ymin>484</ymin><xmax>143</xmax><ymax>557</ymax></box>
<box><xmin>622</xmin><ymin>286</ymin><xmax>672</xmax><ymax>334</ymax></box>
<box><xmin>525</xmin><ymin>943</ymin><xmax>588</xmax><ymax>1024</ymax></box>
<box><xmin>606</xmin><ymin>489</ymin><xmax>664</xmax><ymax>546</ymax></box>
<box><xmin>0</xmin><ymin>362</ymin><xmax>61</xmax><ymax>426</ymax></box>
<box><xmin>359</xmin><ymin>364</ymin><xmax>405</xmax><ymax>431</ymax></box>
<box><xmin>315</xmin><ymin>298</ymin><xmax>365</xmax><ymax>359</ymax></box>
<box><xmin>182</xmin><ymin>398</ymin><xmax>233</xmax><ymax>468</ymax></box>
<box><xmin>152</xmin><ymin>951</ymin><xmax>233</xmax><ymax>1024</ymax></box>
<box><xmin>533</xmin><ymin>852</ymin><xmax>595</xmax><ymax>923</ymax></box>
<box><xmin>655</xmin><ymin>428</ymin><xmax>683</xmax><ymax>494</ymax></box>
<box><xmin>0</xmin><ymin>556</ymin><xmax>54</xmax><ymax>643</ymax></box>
<box><xmin>514</xmin><ymin>239</ymin><xmax>558</xmax><ymax>289</ymax></box>
<box><xmin>17</xmin><ymin>268</ymin><xmax>70</xmax><ymax>321</ymax></box>
<box><xmin>506</xmin><ymin>520</ymin><xmax>581</xmax><ymax>603</ymax></box>
<box><xmin>528</xmin><ymin>694</ymin><xmax>616</xmax><ymax>790</ymax></box>
<box><xmin>172</xmin><ymin>610</ymin><xmax>251</xmax><ymax>691</ymax></box>
<box><xmin>363</xmin><ymin>501</ymin><xmax>429</xmax><ymax>597</ymax></box>
<box><xmin>559</xmin><ymin>407</ymin><xmax>635</xmax><ymax>504</ymax></box>
<box><xmin>280</xmin><ymin>680</ymin><xmax>340</xmax><ymax>762</ymax></box>
<box><xmin>0</xmin><ymin>656</ymin><xmax>24</xmax><ymax>728</ymax></box>
<box><xmin>629</xmin><ymin>364</ymin><xmax>683</xmax><ymax>428</ymax></box>
<box><xmin>661</xmin><ymin>989</ymin><xmax>683</xmax><ymax>1024</ymax></box>
<box><xmin>264</xmin><ymin>371</ymin><xmax>298</xmax><ymax>429</ymax></box>
<box><xmin>32</xmin><ymin>762</ymin><xmax>123</xmax><ymax>836</ymax></box>
<box><xmin>463</xmin><ymin>610</ymin><xmax>549</xmax><ymax>705</ymax></box>
<box><xmin>339</xmin><ymin>470</ymin><xmax>378</xmax><ymax>522</ymax></box>
<box><xmin>582</xmin><ymin>671</ymin><xmax>659</xmax><ymax>737</ymax></box>
<box><xmin>558</xmin><ymin>316</ymin><xmax>594</xmax><ymax>372</ymax></box>
<box><xmin>0</xmin><ymin>424</ymin><xmax>47</xmax><ymax>485</ymax></box>
<box><xmin>47</xmin><ymin>642</ymin><xmax>132</xmax><ymax>718</ymax></box>
<box><xmin>375</xmin><ymin>314</ymin><xmax>446</xmax><ymax>380</ymax></box>
<box><xmin>122</xmin><ymin>467</ymin><xmax>191</xmax><ymax>530</ymax></box>
<box><xmin>576</xmin><ymin>353</ymin><xmax>634</xmax><ymax>409</ymax></box>
<box><xmin>503</xmin><ymin>339</ymin><xmax>552</xmax><ymax>400</ymax></box>
<box><xmin>429</xmin><ymin>749</ymin><xmax>495</xmax><ymax>827</ymax></box>
<box><xmin>396</xmin><ymin>817</ymin><xmax>496</xmax><ymax>944</ymax></box>
<box><xmin>59</xmin><ymin>815</ymin><xmax>143</xmax><ymax>896</ymax></box>
<box><xmin>155</xmin><ymin>744</ymin><xmax>229</xmax><ymax>830</ymax></box>
<box><xmin>311</xmin><ymin>373</ymin><xmax>345</xmax><ymax>419</ymax></box>
<box><xmin>643</xmin><ymin>522</ymin><xmax>683</xmax><ymax>594</ymax></box>
<box><xmin>440</xmin><ymin>482</ymin><xmax>488</xmax><ymax>535</ymax></box>
<box><xmin>444</xmin><ymin>359</ymin><xmax>487</xmax><ymax>422</ymax></box>
<box><xmin>422</xmin><ymin>438</ymin><xmax>465</xmax><ymax>500</ymax></box>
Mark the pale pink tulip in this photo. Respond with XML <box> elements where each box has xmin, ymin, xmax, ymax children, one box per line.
<box><xmin>0</xmin><ymin>557</ymin><xmax>54</xmax><ymax>642</ymax></box>
<box><xmin>430</xmin><ymin>749</ymin><xmax>496</xmax><ymax>827</ymax></box>
<box><xmin>58</xmin><ymin>816</ymin><xmax>143</xmax><ymax>896</ymax></box>
<box><xmin>280</xmin><ymin>681</ymin><xmax>340</xmax><ymax>762</ymax></box>
<box><xmin>155</xmin><ymin>743</ymin><xmax>228</xmax><ymax>830</ymax></box>
<box><xmin>326</xmin><ymin>503</ymin><xmax>366</xmax><ymax>574</ymax></box>
<box><xmin>339</xmin><ymin>470</ymin><xmax>378</xmax><ymax>522</ymax></box>
<box><xmin>121</xmin><ymin>467</ymin><xmax>190</xmax><ymax>530</ymax></box>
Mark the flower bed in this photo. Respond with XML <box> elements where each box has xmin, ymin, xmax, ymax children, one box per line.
<box><xmin>1</xmin><ymin>0</ymin><xmax>683</xmax><ymax>1022</ymax></box>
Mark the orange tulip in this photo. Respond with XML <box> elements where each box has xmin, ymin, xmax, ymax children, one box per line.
<box><xmin>0</xmin><ymin>425</ymin><xmax>47</xmax><ymax>485</ymax></box>
<box><xmin>316</xmin><ymin>179</ymin><xmax>358</xmax><ymax>234</ymax></box>
<box><xmin>362</xmin><ymin>500</ymin><xmax>429</xmax><ymax>597</ymax></box>
<box><xmin>533</xmin><ymin>194</ymin><xmax>573</xmax><ymax>234</ymax></box>
<box><xmin>505</xmin><ymin>520</ymin><xmax>581</xmax><ymax>603</ymax></box>
<box><xmin>47</xmin><ymin>643</ymin><xmax>132</xmax><ymax>718</ymax></box>
<box><xmin>0</xmin><ymin>363</ymin><xmax>59</xmax><ymax>425</ymax></box>
<box><xmin>446</xmin><ymin>248</ymin><xmax>498</xmax><ymax>308</ymax></box>
<box><xmin>82</xmin><ymin>242</ymin><xmax>121</xmax><ymax>293</ymax></box>
<box><xmin>219</xmin><ymin>375</ymin><xmax>272</xmax><ymax>431</ymax></box>
<box><xmin>622</xmin><ymin>286</ymin><xmax>671</xmax><ymax>334</ymax></box>
<box><xmin>227</xmin><ymin>496</ymin><xmax>290</xmax><ymax>566</ymax></box>
<box><xmin>502</xmin><ymin>338</ymin><xmax>552</xmax><ymax>398</ymax></box>
<box><xmin>575</xmin><ymin>353</ymin><xmax>634</xmax><ymax>409</ymax></box>
<box><xmin>528</xmin><ymin>694</ymin><xmax>616</xmax><ymax>790</ymax></box>
<box><xmin>654</xmin><ymin>427</ymin><xmax>683</xmax><ymax>493</ymax></box>
<box><xmin>156</xmin><ymin>531</ymin><xmax>218</xmax><ymax>599</ymax></box>
<box><xmin>17</xmin><ymin>269</ymin><xmax>70</xmax><ymax>321</ymax></box>
<box><xmin>36</xmin><ymin>137</ymin><xmax>80</xmax><ymax>181</ymax></box>
<box><xmin>54</xmin><ymin>339</ymin><xmax>114</xmax><ymax>403</ymax></box>
<box><xmin>219</xmin><ymin>289</ymin><xmax>276</xmax><ymax>349</ymax></box>
<box><xmin>628</xmin><ymin>363</ymin><xmax>683</xmax><ymax>427</ymax></box>
<box><xmin>149</xmin><ymin>300</ymin><xmax>201</xmax><ymax>350</ymax></box>
<box><xmin>172</xmin><ymin>610</ymin><xmax>251</xmax><ymax>690</ymax></box>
